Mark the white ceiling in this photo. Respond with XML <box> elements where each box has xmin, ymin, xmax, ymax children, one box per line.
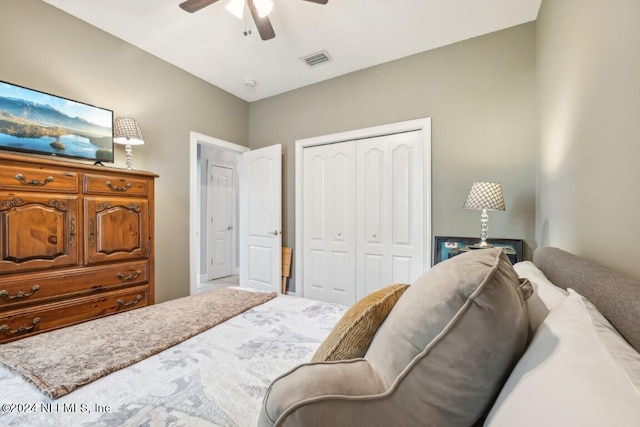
<box><xmin>42</xmin><ymin>0</ymin><xmax>541</xmax><ymax>102</ymax></box>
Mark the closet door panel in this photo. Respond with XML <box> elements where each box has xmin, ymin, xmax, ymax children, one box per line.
<box><xmin>388</xmin><ymin>131</ymin><xmax>424</xmax><ymax>285</ymax></box>
<box><xmin>327</xmin><ymin>150</ymin><xmax>352</xmax><ymax>297</ymax></box>
<box><xmin>303</xmin><ymin>150</ymin><xmax>327</xmax><ymax>300</ymax></box>
<box><xmin>303</xmin><ymin>143</ymin><xmax>356</xmax><ymax>305</ymax></box>
<box><xmin>356</xmin><ymin>137</ymin><xmax>389</xmax><ymax>299</ymax></box>
<box><xmin>356</xmin><ymin>131</ymin><xmax>424</xmax><ymax>298</ymax></box>
<box><xmin>327</xmin><ymin>143</ymin><xmax>356</xmax><ymax>304</ymax></box>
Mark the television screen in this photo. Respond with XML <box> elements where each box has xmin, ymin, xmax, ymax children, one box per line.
<box><xmin>0</xmin><ymin>80</ymin><xmax>113</xmax><ymax>163</ymax></box>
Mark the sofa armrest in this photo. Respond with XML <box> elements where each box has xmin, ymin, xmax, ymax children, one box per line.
<box><xmin>258</xmin><ymin>359</ymin><xmax>386</xmax><ymax>427</ymax></box>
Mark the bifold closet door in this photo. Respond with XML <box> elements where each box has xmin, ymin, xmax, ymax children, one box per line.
<box><xmin>356</xmin><ymin>131</ymin><xmax>424</xmax><ymax>298</ymax></box>
<box><xmin>302</xmin><ymin>142</ymin><xmax>357</xmax><ymax>305</ymax></box>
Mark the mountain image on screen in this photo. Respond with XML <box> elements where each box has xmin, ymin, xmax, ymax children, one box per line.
<box><xmin>0</xmin><ymin>92</ymin><xmax>113</xmax><ymax>162</ymax></box>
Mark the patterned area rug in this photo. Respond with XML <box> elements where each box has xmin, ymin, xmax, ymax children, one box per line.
<box><xmin>0</xmin><ymin>288</ymin><xmax>275</xmax><ymax>399</ymax></box>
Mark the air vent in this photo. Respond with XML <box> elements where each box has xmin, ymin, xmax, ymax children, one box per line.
<box><xmin>301</xmin><ymin>50</ymin><xmax>332</xmax><ymax>67</ymax></box>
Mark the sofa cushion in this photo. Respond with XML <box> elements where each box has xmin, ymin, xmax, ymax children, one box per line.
<box><xmin>258</xmin><ymin>249</ymin><xmax>530</xmax><ymax>427</ymax></box>
<box><xmin>513</xmin><ymin>261</ymin><xmax>568</xmax><ymax>332</ymax></box>
<box><xmin>259</xmin><ymin>248</ymin><xmax>531</xmax><ymax>427</ymax></box>
<box><xmin>485</xmin><ymin>289</ymin><xmax>640</xmax><ymax>426</ymax></box>
<box><xmin>311</xmin><ymin>284</ymin><xmax>409</xmax><ymax>362</ymax></box>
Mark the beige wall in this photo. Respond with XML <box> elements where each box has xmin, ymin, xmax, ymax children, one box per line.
<box><xmin>0</xmin><ymin>0</ymin><xmax>250</xmax><ymax>302</ymax></box>
<box><xmin>1</xmin><ymin>1</ymin><xmax>539</xmax><ymax>299</ymax></box>
<box><xmin>250</xmin><ymin>23</ymin><xmax>537</xmax><ymax>291</ymax></box>
<box><xmin>536</xmin><ymin>0</ymin><xmax>640</xmax><ymax>279</ymax></box>
<box><xmin>7</xmin><ymin>0</ymin><xmax>637</xmax><ymax>299</ymax></box>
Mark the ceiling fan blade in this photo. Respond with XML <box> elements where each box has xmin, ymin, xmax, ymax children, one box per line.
<box><xmin>248</xmin><ymin>0</ymin><xmax>276</xmax><ymax>40</ymax></box>
<box><xmin>302</xmin><ymin>0</ymin><xmax>328</xmax><ymax>4</ymax></box>
<box><xmin>179</xmin><ymin>0</ymin><xmax>221</xmax><ymax>13</ymax></box>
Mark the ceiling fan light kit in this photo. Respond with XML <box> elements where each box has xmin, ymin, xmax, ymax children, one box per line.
<box><xmin>225</xmin><ymin>0</ymin><xmax>244</xmax><ymax>19</ymax></box>
<box><xmin>226</xmin><ymin>0</ymin><xmax>272</xmax><ymax>20</ymax></box>
<box><xmin>179</xmin><ymin>0</ymin><xmax>329</xmax><ymax>40</ymax></box>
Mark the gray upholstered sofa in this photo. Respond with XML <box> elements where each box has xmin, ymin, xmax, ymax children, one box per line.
<box><xmin>258</xmin><ymin>247</ymin><xmax>640</xmax><ymax>427</ymax></box>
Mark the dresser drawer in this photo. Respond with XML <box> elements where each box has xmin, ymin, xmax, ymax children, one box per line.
<box><xmin>0</xmin><ymin>285</ymin><xmax>149</xmax><ymax>343</ymax></box>
<box><xmin>0</xmin><ymin>262</ymin><xmax>149</xmax><ymax>309</ymax></box>
<box><xmin>0</xmin><ymin>165</ymin><xmax>78</xmax><ymax>193</ymax></box>
<box><xmin>83</xmin><ymin>174</ymin><xmax>148</xmax><ymax>197</ymax></box>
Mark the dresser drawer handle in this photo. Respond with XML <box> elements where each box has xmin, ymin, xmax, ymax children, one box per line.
<box><xmin>0</xmin><ymin>285</ymin><xmax>40</xmax><ymax>300</ymax></box>
<box><xmin>105</xmin><ymin>181</ymin><xmax>132</xmax><ymax>192</ymax></box>
<box><xmin>116</xmin><ymin>270</ymin><xmax>142</xmax><ymax>281</ymax></box>
<box><xmin>117</xmin><ymin>295</ymin><xmax>143</xmax><ymax>309</ymax></box>
<box><xmin>14</xmin><ymin>174</ymin><xmax>54</xmax><ymax>186</ymax></box>
<box><xmin>0</xmin><ymin>317</ymin><xmax>40</xmax><ymax>335</ymax></box>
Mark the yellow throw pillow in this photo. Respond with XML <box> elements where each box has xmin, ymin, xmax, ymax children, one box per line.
<box><xmin>311</xmin><ymin>284</ymin><xmax>409</xmax><ymax>362</ymax></box>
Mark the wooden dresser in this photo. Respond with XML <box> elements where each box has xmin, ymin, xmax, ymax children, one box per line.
<box><xmin>0</xmin><ymin>152</ymin><xmax>157</xmax><ymax>343</ymax></box>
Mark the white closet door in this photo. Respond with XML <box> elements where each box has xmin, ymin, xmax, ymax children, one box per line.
<box><xmin>302</xmin><ymin>142</ymin><xmax>356</xmax><ymax>305</ymax></box>
<box><xmin>356</xmin><ymin>131</ymin><xmax>423</xmax><ymax>298</ymax></box>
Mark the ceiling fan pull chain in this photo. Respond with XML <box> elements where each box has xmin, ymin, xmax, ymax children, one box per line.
<box><xmin>243</xmin><ymin>11</ymin><xmax>252</xmax><ymax>36</ymax></box>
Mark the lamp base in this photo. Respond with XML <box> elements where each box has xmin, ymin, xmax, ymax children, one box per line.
<box><xmin>125</xmin><ymin>143</ymin><xmax>133</xmax><ymax>170</ymax></box>
<box><xmin>470</xmin><ymin>208</ymin><xmax>493</xmax><ymax>249</ymax></box>
<box><xmin>469</xmin><ymin>242</ymin><xmax>494</xmax><ymax>249</ymax></box>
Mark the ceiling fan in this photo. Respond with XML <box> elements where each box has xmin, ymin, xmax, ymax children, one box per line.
<box><xmin>179</xmin><ymin>0</ymin><xmax>329</xmax><ymax>41</ymax></box>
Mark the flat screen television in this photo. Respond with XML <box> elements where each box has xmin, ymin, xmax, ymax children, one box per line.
<box><xmin>0</xmin><ymin>80</ymin><xmax>113</xmax><ymax>163</ymax></box>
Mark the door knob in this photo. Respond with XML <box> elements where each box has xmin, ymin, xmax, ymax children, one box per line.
<box><xmin>268</xmin><ymin>230</ymin><xmax>280</xmax><ymax>235</ymax></box>
<box><xmin>227</xmin><ymin>225</ymin><xmax>233</xmax><ymax>230</ymax></box>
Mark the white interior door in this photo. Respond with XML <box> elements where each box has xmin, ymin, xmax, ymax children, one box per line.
<box><xmin>239</xmin><ymin>144</ymin><xmax>282</xmax><ymax>293</ymax></box>
<box><xmin>356</xmin><ymin>131</ymin><xmax>424</xmax><ymax>298</ymax></box>
<box><xmin>208</xmin><ymin>163</ymin><xmax>233</xmax><ymax>280</ymax></box>
<box><xmin>302</xmin><ymin>142</ymin><xmax>357</xmax><ymax>305</ymax></box>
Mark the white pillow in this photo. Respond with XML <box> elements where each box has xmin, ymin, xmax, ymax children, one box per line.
<box><xmin>513</xmin><ymin>261</ymin><xmax>568</xmax><ymax>331</ymax></box>
<box><xmin>485</xmin><ymin>289</ymin><xmax>640</xmax><ymax>427</ymax></box>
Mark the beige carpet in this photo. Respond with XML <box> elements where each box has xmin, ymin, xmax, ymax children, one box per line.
<box><xmin>0</xmin><ymin>288</ymin><xmax>276</xmax><ymax>399</ymax></box>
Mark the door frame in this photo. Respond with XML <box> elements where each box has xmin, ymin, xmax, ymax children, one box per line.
<box><xmin>189</xmin><ymin>131</ymin><xmax>249</xmax><ymax>296</ymax></box>
<box><xmin>294</xmin><ymin>117</ymin><xmax>432</xmax><ymax>298</ymax></box>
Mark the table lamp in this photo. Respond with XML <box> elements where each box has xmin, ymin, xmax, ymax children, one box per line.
<box><xmin>113</xmin><ymin>117</ymin><xmax>145</xmax><ymax>170</ymax></box>
<box><xmin>464</xmin><ymin>182</ymin><xmax>505</xmax><ymax>248</ymax></box>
